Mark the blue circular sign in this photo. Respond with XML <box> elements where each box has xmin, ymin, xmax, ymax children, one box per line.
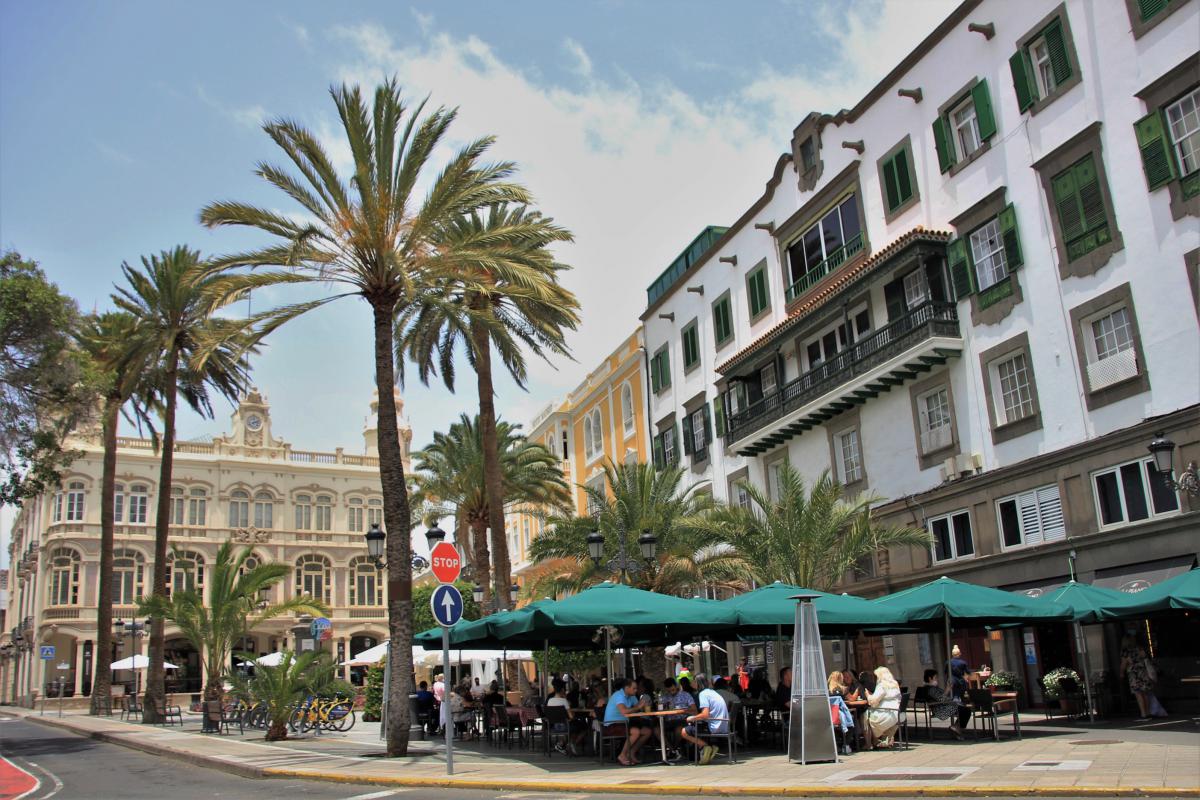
<box><xmin>431</xmin><ymin>585</ymin><xmax>464</xmax><ymax>627</ymax></box>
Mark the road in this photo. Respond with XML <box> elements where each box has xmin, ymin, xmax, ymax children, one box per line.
<box><xmin>0</xmin><ymin>715</ymin><xmax>1131</xmax><ymax>800</ymax></box>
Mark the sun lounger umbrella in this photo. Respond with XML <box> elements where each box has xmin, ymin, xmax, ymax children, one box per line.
<box><xmin>110</xmin><ymin>654</ymin><xmax>179</xmax><ymax>670</ymax></box>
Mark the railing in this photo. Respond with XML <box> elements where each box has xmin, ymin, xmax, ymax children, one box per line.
<box><xmin>349</xmin><ymin>608</ymin><xmax>384</xmax><ymax>619</ymax></box>
<box><xmin>44</xmin><ymin>607</ymin><xmax>82</xmax><ymax>621</ymax></box>
<box><xmin>289</xmin><ymin>450</ymin><xmax>338</xmax><ymax>464</ymax></box>
<box><xmin>726</xmin><ymin>301</ymin><xmax>960</xmax><ymax>444</ymax></box>
<box><xmin>341</xmin><ymin>454</ymin><xmax>380</xmax><ymax>467</ymax></box>
<box><xmin>785</xmin><ymin>233</ymin><xmax>865</xmax><ymax>302</ymax></box>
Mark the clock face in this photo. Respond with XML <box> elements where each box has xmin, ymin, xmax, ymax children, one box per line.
<box><xmin>245</xmin><ymin>414</ymin><xmax>263</xmax><ymax>431</ymax></box>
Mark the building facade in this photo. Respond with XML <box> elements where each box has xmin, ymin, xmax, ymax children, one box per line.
<box><xmin>641</xmin><ymin>0</ymin><xmax>1199</xmax><ymax>703</ymax></box>
<box><xmin>509</xmin><ymin>328</ymin><xmax>650</xmax><ymax>576</ymax></box>
<box><xmin>2</xmin><ymin>388</ymin><xmax>414</xmax><ymax>705</ymax></box>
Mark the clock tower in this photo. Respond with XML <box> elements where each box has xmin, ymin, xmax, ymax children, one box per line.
<box><xmin>227</xmin><ymin>389</ymin><xmax>278</xmax><ymax>450</ymax></box>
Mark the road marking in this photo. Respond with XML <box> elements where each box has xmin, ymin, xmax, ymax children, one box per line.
<box><xmin>341</xmin><ymin>790</ymin><xmax>412</xmax><ymax>800</ymax></box>
<box><xmin>22</xmin><ymin>760</ymin><xmax>63</xmax><ymax>800</ymax></box>
<box><xmin>1</xmin><ymin>753</ymin><xmax>40</xmax><ymax>800</ymax></box>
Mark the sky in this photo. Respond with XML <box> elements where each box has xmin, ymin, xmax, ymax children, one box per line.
<box><xmin>0</xmin><ymin>0</ymin><xmax>958</xmax><ymax>551</ymax></box>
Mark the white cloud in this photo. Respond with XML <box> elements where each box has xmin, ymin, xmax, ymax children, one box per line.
<box><xmin>197</xmin><ymin>86</ymin><xmax>268</xmax><ymax>131</ymax></box>
<box><xmin>411</xmin><ymin>8</ymin><xmax>434</xmax><ymax>36</ymax></box>
<box><xmin>563</xmin><ymin>38</ymin><xmax>593</xmax><ymax>78</ymax></box>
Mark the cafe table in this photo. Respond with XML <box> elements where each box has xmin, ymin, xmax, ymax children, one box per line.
<box><xmin>626</xmin><ymin>709</ymin><xmax>687</xmax><ymax>765</ymax></box>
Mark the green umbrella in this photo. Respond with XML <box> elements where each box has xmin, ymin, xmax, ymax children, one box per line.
<box><xmin>413</xmin><ymin>599</ymin><xmax>554</xmax><ymax>648</ymax></box>
<box><xmin>722</xmin><ymin>581</ymin><xmax>911</xmax><ymax>633</ymax></box>
<box><xmin>1100</xmin><ymin>568</ymin><xmax>1199</xmax><ymax>618</ymax></box>
<box><xmin>873</xmin><ymin>575</ymin><xmax>1073</xmax><ymax>626</ymax></box>
<box><xmin>1036</xmin><ymin>580</ymin><xmax>1132</xmax><ymax>624</ymax></box>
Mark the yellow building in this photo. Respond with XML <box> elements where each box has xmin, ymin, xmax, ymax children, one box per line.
<box><xmin>507</xmin><ymin>327</ymin><xmax>649</xmax><ymax>575</ymax></box>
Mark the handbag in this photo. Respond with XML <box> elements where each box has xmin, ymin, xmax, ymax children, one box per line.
<box><xmin>1145</xmin><ymin>659</ymin><xmax>1157</xmax><ymax>683</ymax></box>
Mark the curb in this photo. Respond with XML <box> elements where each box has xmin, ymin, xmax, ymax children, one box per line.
<box><xmin>15</xmin><ymin>713</ymin><xmax>1199</xmax><ymax>798</ymax></box>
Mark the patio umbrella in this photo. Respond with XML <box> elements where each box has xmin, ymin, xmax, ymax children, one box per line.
<box><xmin>110</xmin><ymin>654</ymin><xmax>179</xmax><ymax>670</ymax></box>
<box><xmin>1099</xmin><ymin>568</ymin><xmax>1199</xmax><ymax>618</ymax></box>
<box><xmin>722</xmin><ymin>582</ymin><xmax>911</xmax><ymax>633</ymax></box>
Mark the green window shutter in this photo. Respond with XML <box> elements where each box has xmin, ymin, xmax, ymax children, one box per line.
<box><xmin>997</xmin><ymin>203</ymin><xmax>1023</xmax><ymax>270</ymax></box>
<box><xmin>714</xmin><ymin>396</ymin><xmax>726</xmax><ymax>437</ymax></box>
<box><xmin>652</xmin><ymin>434</ymin><xmax>664</xmax><ymax>469</ymax></box>
<box><xmin>932</xmin><ymin>116</ymin><xmax>954</xmax><ymax>173</ymax></box>
<box><xmin>894</xmin><ymin>148</ymin><xmax>913</xmax><ymax>205</ymax></box>
<box><xmin>1052</xmin><ymin>168</ymin><xmax>1084</xmax><ymax>242</ymax></box>
<box><xmin>1009</xmin><ymin>51</ymin><xmax>1037</xmax><ymax>112</ymax></box>
<box><xmin>660</xmin><ymin>351</ymin><xmax>671</xmax><ymax>389</ymax></box>
<box><xmin>1134</xmin><ymin>111</ymin><xmax>1177</xmax><ymax>190</ymax></box>
<box><xmin>1137</xmin><ymin>0</ymin><xmax>1168</xmax><ymax>22</ymax></box>
<box><xmin>650</xmin><ymin>354</ymin><xmax>661</xmax><ymax>393</ymax></box>
<box><xmin>972</xmin><ymin>80</ymin><xmax>997</xmax><ymax>141</ymax></box>
<box><xmin>703</xmin><ymin>403</ymin><xmax>713</xmax><ymax>445</ymax></box>
<box><xmin>672</xmin><ymin>423</ymin><xmax>682</xmax><ymax>465</ymax></box>
<box><xmin>947</xmin><ymin>239</ymin><xmax>973</xmax><ymax>299</ymax></box>
<box><xmin>1075</xmin><ymin>155</ymin><xmax>1106</xmax><ymax>234</ymax></box>
<box><xmin>882</xmin><ymin>156</ymin><xmax>900</xmax><ymax>211</ymax></box>
<box><xmin>1044</xmin><ymin>19</ymin><xmax>1072</xmax><ymax>85</ymax></box>
<box><xmin>748</xmin><ymin>269</ymin><xmax>769</xmax><ymax>317</ymax></box>
<box><xmin>681</xmin><ymin>414</ymin><xmax>694</xmax><ymax>455</ymax></box>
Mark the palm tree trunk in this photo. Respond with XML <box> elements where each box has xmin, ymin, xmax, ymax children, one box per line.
<box><xmin>471</xmin><ymin>317</ymin><xmax>510</xmax><ymax>610</ymax></box>
<box><xmin>266</xmin><ymin>719</ymin><xmax>289</xmax><ymax>741</ymax></box>
<box><xmin>145</xmin><ymin>354</ymin><xmax>178</xmax><ymax>723</ymax></box>
<box><xmin>468</xmin><ymin>516</ymin><xmax>492</xmax><ymax>607</ymax></box>
<box><xmin>374</xmin><ymin>303</ymin><xmax>414</xmax><ymax>758</ymax></box>
<box><xmin>89</xmin><ymin>395</ymin><xmax>120</xmax><ymax>715</ymax></box>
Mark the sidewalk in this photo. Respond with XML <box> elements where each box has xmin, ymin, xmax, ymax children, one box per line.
<box><xmin>6</xmin><ymin>706</ymin><xmax>1198</xmax><ymax>796</ymax></box>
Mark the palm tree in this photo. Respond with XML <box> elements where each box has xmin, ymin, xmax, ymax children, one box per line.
<box><xmin>412</xmin><ymin>413</ymin><xmax>570</xmax><ymax>605</ymax></box>
<box><xmin>140</xmin><ymin>541</ymin><xmax>327</xmax><ymax>701</ymax></box>
<box><xmin>75</xmin><ymin>312</ymin><xmax>158</xmax><ymax>715</ymax></box>
<box><xmin>696</xmin><ymin>464</ymin><xmax>932</xmax><ymax>590</ymax></box>
<box><xmin>112</xmin><ymin>247</ymin><xmax>263</xmax><ymax>721</ymax></box>
<box><xmin>198</xmin><ymin>80</ymin><xmax>538</xmax><ymax>756</ymax></box>
<box><xmin>395</xmin><ymin>204</ymin><xmax>578</xmax><ymax>608</ymax></box>
<box><xmin>227</xmin><ymin>650</ymin><xmax>347</xmax><ymax>741</ymax></box>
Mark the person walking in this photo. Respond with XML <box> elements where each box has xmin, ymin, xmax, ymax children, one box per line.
<box><xmin>1120</xmin><ymin>634</ymin><xmax>1166</xmax><ymax>721</ymax></box>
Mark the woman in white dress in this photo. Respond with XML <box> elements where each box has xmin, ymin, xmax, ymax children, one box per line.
<box><xmin>865</xmin><ymin>666</ymin><xmax>902</xmax><ymax>749</ymax></box>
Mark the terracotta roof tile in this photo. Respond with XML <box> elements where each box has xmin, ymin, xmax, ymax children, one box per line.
<box><xmin>716</xmin><ymin>226</ymin><xmax>952</xmax><ymax>374</ymax></box>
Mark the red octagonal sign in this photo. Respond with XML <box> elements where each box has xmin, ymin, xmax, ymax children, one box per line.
<box><xmin>430</xmin><ymin>541</ymin><xmax>462</xmax><ymax>584</ymax></box>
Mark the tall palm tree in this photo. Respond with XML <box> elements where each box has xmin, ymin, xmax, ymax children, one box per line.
<box><xmin>112</xmin><ymin>247</ymin><xmax>263</xmax><ymax>722</ymax></box>
<box><xmin>695</xmin><ymin>464</ymin><xmax>932</xmax><ymax>590</ymax></box>
<box><xmin>75</xmin><ymin>312</ymin><xmax>158</xmax><ymax>715</ymax></box>
<box><xmin>198</xmin><ymin>80</ymin><xmax>537</xmax><ymax>756</ymax></box>
<box><xmin>412</xmin><ymin>413</ymin><xmax>570</xmax><ymax>603</ymax></box>
<box><xmin>140</xmin><ymin>541</ymin><xmax>327</xmax><ymax>701</ymax></box>
<box><xmin>395</xmin><ymin>204</ymin><xmax>578</xmax><ymax>608</ymax></box>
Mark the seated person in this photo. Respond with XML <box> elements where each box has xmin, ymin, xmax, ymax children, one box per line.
<box><xmin>713</xmin><ymin>676</ymin><xmax>739</xmax><ymax>709</ymax></box>
<box><xmin>679</xmin><ymin>676</ymin><xmax>729</xmax><ymax>766</ymax></box>
<box><xmin>660</xmin><ymin>677</ymin><xmax>696</xmax><ymax>757</ymax></box>
<box><xmin>449</xmin><ymin>684</ymin><xmax>475</xmax><ymax>737</ymax></box>
<box><xmin>481</xmin><ymin>680</ymin><xmax>506</xmax><ymax>706</ymax></box>
<box><xmin>864</xmin><ymin>666</ymin><xmax>901</xmax><ymax>750</ymax></box>
<box><xmin>604</xmin><ymin>678</ymin><xmax>651</xmax><ymax>766</ymax></box>
<box><xmin>546</xmin><ymin>678</ymin><xmax>588</xmax><ymax>755</ymax></box>
<box><xmin>630</xmin><ymin>677</ymin><xmax>656</xmax><ymax>739</ymax></box>
<box><xmin>923</xmin><ymin>668</ymin><xmax>968</xmax><ymax>739</ymax></box>
<box><xmin>839</xmin><ymin>669</ymin><xmax>863</xmax><ymax>702</ymax></box>
<box><xmin>857</xmin><ymin>670</ymin><xmax>877</xmax><ymax>696</ymax></box>
<box><xmin>774</xmin><ymin>666</ymin><xmax>792</xmax><ymax>710</ymax></box>
<box><xmin>414</xmin><ymin>681</ymin><xmax>437</xmax><ymax>734</ymax></box>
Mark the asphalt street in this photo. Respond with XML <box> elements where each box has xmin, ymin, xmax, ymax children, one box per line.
<box><xmin>0</xmin><ymin>715</ymin><xmax>1146</xmax><ymax>800</ymax></box>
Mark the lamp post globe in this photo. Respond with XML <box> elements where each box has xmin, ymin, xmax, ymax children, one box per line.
<box><xmin>424</xmin><ymin>523</ymin><xmax>447</xmax><ymax>551</ymax></box>
<box><xmin>365</xmin><ymin>522</ymin><xmax>385</xmax><ymax>561</ymax></box>
<box><xmin>509</xmin><ymin>584</ymin><xmax>519</xmax><ymax>604</ymax></box>
<box><xmin>472</xmin><ymin>584</ymin><xmax>484</xmax><ymax>604</ymax></box>
<box><xmin>1148</xmin><ymin>432</ymin><xmax>1176</xmax><ymax>476</ymax></box>
<box><xmin>638</xmin><ymin>530</ymin><xmax>658</xmax><ymax>561</ymax></box>
<box><xmin>586</xmin><ymin>531</ymin><xmax>605</xmax><ymax>565</ymax></box>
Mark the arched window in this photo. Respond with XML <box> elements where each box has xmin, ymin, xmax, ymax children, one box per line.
<box><xmin>113</xmin><ymin>549</ymin><xmax>145</xmax><ymax>606</ymax></box>
<box><xmin>586</xmin><ymin>408</ymin><xmax>603</xmax><ymax>460</ymax></box>
<box><xmin>367</xmin><ymin>498</ymin><xmax>383</xmax><ymax>527</ymax></box>
<box><xmin>348</xmin><ymin>556</ymin><xmax>382</xmax><ymax>606</ymax></box>
<box><xmin>294</xmin><ymin>494</ymin><xmax>312</xmax><ymax>530</ymax></box>
<box><xmin>622</xmin><ymin>383</ymin><xmax>635</xmax><ymax>434</ymax></box>
<box><xmin>188</xmin><ymin>487</ymin><xmax>207</xmax><ymax>526</ymax></box>
<box><xmin>315</xmin><ymin>495</ymin><xmax>332</xmax><ymax>531</ymax></box>
<box><xmin>295</xmin><ymin>554</ymin><xmax>331</xmax><ymax>603</ymax></box>
<box><xmin>170</xmin><ymin>487</ymin><xmax>186</xmax><ymax>525</ymax></box>
<box><xmin>583</xmin><ymin>419</ymin><xmax>593</xmax><ymax>459</ymax></box>
<box><xmin>253</xmin><ymin>492</ymin><xmax>274</xmax><ymax>529</ymax></box>
<box><xmin>229</xmin><ymin>490</ymin><xmax>250</xmax><ymax>528</ymax></box>
<box><xmin>347</xmin><ymin>498</ymin><xmax>364</xmax><ymax>532</ymax></box>
<box><xmin>65</xmin><ymin>481</ymin><xmax>86</xmax><ymax>522</ymax></box>
<box><xmin>127</xmin><ymin>484</ymin><xmax>149</xmax><ymax>524</ymax></box>
<box><xmin>168</xmin><ymin>550</ymin><xmax>205</xmax><ymax>595</ymax></box>
<box><xmin>48</xmin><ymin>548</ymin><xmax>81</xmax><ymax>605</ymax></box>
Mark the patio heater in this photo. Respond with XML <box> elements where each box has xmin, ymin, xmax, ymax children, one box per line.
<box><xmin>787</xmin><ymin>594</ymin><xmax>837</xmax><ymax>765</ymax></box>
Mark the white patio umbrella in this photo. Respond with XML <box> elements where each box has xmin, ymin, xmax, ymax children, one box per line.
<box><xmin>110</xmin><ymin>654</ymin><xmax>179</xmax><ymax>670</ymax></box>
<box><xmin>254</xmin><ymin>651</ymin><xmax>287</xmax><ymax>667</ymax></box>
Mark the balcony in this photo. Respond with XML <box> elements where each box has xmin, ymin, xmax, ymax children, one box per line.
<box><xmin>785</xmin><ymin>233</ymin><xmax>865</xmax><ymax>303</ymax></box>
<box><xmin>726</xmin><ymin>301</ymin><xmax>963</xmax><ymax>455</ymax></box>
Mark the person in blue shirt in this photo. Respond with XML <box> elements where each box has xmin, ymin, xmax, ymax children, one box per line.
<box><xmin>603</xmin><ymin>677</ymin><xmax>650</xmax><ymax>765</ymax></box>
<box><xmin>660</xmin><ymin>677</ymin><xmax>696</xmax><ymax>758</ymax></box>
<box><xmin>680</xmin><ymin>676</ymin><xmax>729</xmax><ymax>765</ymax></box>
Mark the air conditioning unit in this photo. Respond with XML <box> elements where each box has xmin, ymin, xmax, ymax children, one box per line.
<box><xmin>940</xmin><ymin>456</ymin><xmax>958</xmax><ymax>483</ymax></box>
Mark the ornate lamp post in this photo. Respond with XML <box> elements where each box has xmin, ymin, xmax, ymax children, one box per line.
<box><xmin>365</xmin><ymin>522</ymin><xmax>446</xmax><ymax>571</ymax></box>
<box><xmin>1147</xmin><ymin>432</ymin><xmax>1199</xmax><ymax>497</ymax></box>
<box><xmin>586</xmin><ymin>513</ymin><xmax>658</xmax><ymax>584</ymax></box>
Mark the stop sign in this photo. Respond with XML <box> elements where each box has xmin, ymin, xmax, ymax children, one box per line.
<box><xmin>430</xmin><ymin>541</ymin><xmax>462</xmax><ymax>583</ymax></box>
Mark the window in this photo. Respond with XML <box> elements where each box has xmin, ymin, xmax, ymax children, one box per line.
<box><xmin>998</xmin><ymin>484</ymin><xmax>1066</xmax><ymax>549</ymax></box>
<box><xmin>367</xmin><ymin>498</ymin><xmax>383</xmax><ymax>527</ymax></box>
<box><xmin>834</xmin><ymin>428</ymin><xmax>863</xmax><ymax>485</ymax></box>
<box><xmin>682</xmin><ymin>404</ymin><xmax>711</xmax><ymax>462</ymax></box>
<box><xmin>729</xmin><ymin>479</ymin><xmax>751</xmax><ymax>510</ymax></box>
<box><xmin>799</xmin><ymin>136</ymin><xmax>817</xmax><ymax>172</ymax></box>
<box><xmin>113</xmin><ymin>483</ymin><xmax>124</xmax><ymax>523</ymax></box>
<box><xmin>1136</xmin><ymin>86</ymin><xmax>1200</xmax><ymax>199</ymax></box>
<box><xmin>934</xmin><ymin>81</ymin><xmax>998</xmax><ymax>173</ymax></box>
<box><xmin>52</xmin><ymin>491</ymin><xmax>62</xmax><ymax>522</ymax></box>
<box><xmin>65</xmin><ymin>481</ymin><xmax>85</xmax><ymax>522</ymax></box>
<box><xmin>295</xmin><ymin>494</ymin><xmax>313</xmax><ymax>530</ymax></box>
<box><xmin>801</xmin><ymin>305</ymin><xmax>870</xmax><ymax>370</ymax></box>
<box><xmin>295</xmin><ymin>554</ymin><xmax>331</xmax><ymax>603</ymax></box>
<box><xmin>747</xmin><ymin>262</ymin><xmax>770</xmax><ymax>319</ymax></box>
<box><xmin>969</xmin><ymin>219</ymin><xmax>1007</xmax><ymax>291</ymax></box>
<box><xmin>621</xmin><ymin>384</ymin><xmax>635</xmax><ymax>435</ymax></box>
<box><xmin>760</xmin><ymin>362</ymin><xmax>778</xmax><ymax>396</ymax></box>
<box><xmin>1093</xmin><ymin>458</ymin><xmax>1179</xmax><ymax>529</ymax></box>
<box><xmin>1126</xmin><ymin>0</ymin><xmax>1188</xmax><ymax>36</ymax></box>
<box><xmin>653</xmin><ymin>425</ymin><xmax>679</xmax><ymax>468</ymax></box>
<box><xmin>229</xmin><ymin>490</ymin><xmax>250</xmax><ymax>528</ymax></box>
<box><xmin>169</xmin><ymin>550</ymin><xmax>204</xmax><ymax>595</ymax></box>
<box><xmin>681</xmin><ymin>321</ymin><xmax>700</xmax><ymax>372</ymax></box>
<box><xmin>314</xmin><ymin>495</ymin><xmax>332</xmax><ymax>531</ymax></box>
<box><xmin>187</xmin><ymin>488</ymin><xmax>207</xmax><ymax>526</ymax></box>
<box><xmin>917</xmin><ymin>387</ymin><xmax>953</xmax><ymax>453</ymax></box>
<box><xmin>1010</xmin><ymin>12</ymin><xmax>1077</xmax><ymax>114</ymax></box>
<box><xmin>585</xmin><ymin>408</ymin><xmax>603</xmax><ymax>461</ymax></box>
<box><xmin>127</xmin><ymin>484</ymin><xmax>148</xmax><ymax>524</ymax></box>
<box><xmin>767</xmin><ymin>459</ymin><xmax>787</xmax><ymax>501</ymax></box>
<box><xmin>903</xmin><ymin>269</ymin><xmax>929</xmax><ymax>310</ymax></box>
<box><xmin>348</xmin><ymin>498</ymin><xmax>364</xmax><ymax>532</ymax></box>
<box><xmin>349</xmin><ymin>556</ymin><xmax>382</xmax><ymax>606</ymax></box>
<box><xmin>48</xmin><ymin>548</ymin><xmax>81</xmax><ymax>605</ymax></box>
<box><xmin>785</xmin><ymin>193</ymin><xmax>863</xmax><ymax>301</ymax></box>
<box><xmin>990</xmin><ymin>352</ymin><xmax>1036</xmax><ymax>425</ymax></box>
<box><xmin>1166</xmin><ymin>88</ymin><xmax>1200</xmax><ymax>177</ymax></box>
<box><xmin>878</xmin><ymin>139</ymin><xmax>918</xmax><ymax>217</ymax></box>
<box><xmin>650</xmin><ymin>347</ymin><xmax>671</xmax><ymax>394</ymax></box>
<box><xmin>170</xmin><ymin>487</ymin><xmax>185</xmax><ymax>525</ymax></box>
<box><xmin>947</xmin><ymin>204</ymin><xmax>1023</xmax><ymax>301</ymax></box>
<box><xmin>1051</xmin><ymin>154</ymin><xmax>1114</xmax><ymax>263</ymax></box>
<box><xmin>113</xmin><ymin>549</ymin><xmax>144</xmax><ymax>606</ymax></box>
<box><xmin>1082</xmin><ymin>305</ymin><xmax>1137</xmax><ymax>390</ymax></box>
<box><xmin>253</xmin><ymin>492</ymin><xmax>274</xmax><ymax>529</ymax></box>
<box><xmin>585</xmin><ymin>475</ymin><xmax>605</xmax><ymax>515</ymax></box>
<box><xmin>929</xmin><ymin>510</ymin><xmax>974</xmax><ymax>563</ymax></box>
<box><xmin>713</xmin><ymin>294</ymin><xmax>733</xmax><ymax>346</ymax></box>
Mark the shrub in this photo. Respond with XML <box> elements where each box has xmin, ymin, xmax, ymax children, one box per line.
<box><xmin>1041</xmin><ymin>667</ymin><xmax>1080</xmax><ymax>699</ymax></box>
<box><xmin>984</xmin><ymin>670</ymin><xmax>1023</xmax><ymax>692</ymax></box>
<box><xmin>363</xmin><ymin>664</ymin><xmax>384</xmax><ymax>722</ymax></box>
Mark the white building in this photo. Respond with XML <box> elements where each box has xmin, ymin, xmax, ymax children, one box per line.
<box><xmin>641</xmin><ymin>0</ymin><xmax>1199</xmax><ymax>702</ymax></box>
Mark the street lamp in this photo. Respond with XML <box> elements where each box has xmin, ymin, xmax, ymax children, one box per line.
<box><xmin>1147</xmin><ymin>432</ymin><xmax>1199</xmax><ymax>496</ymax></box>
<box><xmin>471</xmin><ymin>582</ymin><xmax>518</xmax><ymax>611</ymax></box>
<box><xmin>364</xmin><ymin>522</ymin><xmax>432</xmax><ymax>571</ymax></box>
<box><xmin>113</xmin><ymin>618</ymin><xmax>148</xmax><ymax>698</ymax></box>
<box><xmin>586</xmin><ymin>516</ymin><xmax>658</xmax><ymax>584</ymax></box>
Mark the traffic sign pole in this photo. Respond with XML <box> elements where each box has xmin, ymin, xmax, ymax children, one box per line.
<box><xmin>428</xmin><ymin>556</ymin><xmax>463</xmax><ymax>777</ymax></box>
<box><xmin>443</xmin><ymin>627</ymin><xmax>453</xmax><ymax>775</ymax></box>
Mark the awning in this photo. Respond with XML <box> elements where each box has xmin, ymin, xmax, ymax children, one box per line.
<box><xmin>1092</xmin><ymin>555</ymin><xmax>1196</xmax><ymax>594</ymax></box>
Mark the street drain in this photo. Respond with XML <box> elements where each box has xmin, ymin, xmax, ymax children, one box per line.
<box><xmin>1026</xmin><ymin>762</ymin><xmax>1060</xmax><ymax>766</ymax></box>
<box><xmin>1016</xmin><ymin>759</ymin><xmax>1091</xmax><ymax>772</ymax></box>
<box><xmin>852</xmin><ymin>773</ymin><xmax>960</xmax><ymax>782</ymax></box>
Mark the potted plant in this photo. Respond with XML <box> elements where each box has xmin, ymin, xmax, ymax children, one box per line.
<box><xmin>1042</xmin><ymin>667</ymin><xmax>1081</xmax><ymax>714</ymax></box>
<box><xmin>984</xmin><ymin>670</ymin><xmax>1023</xmax><ymax>693</ymax></box>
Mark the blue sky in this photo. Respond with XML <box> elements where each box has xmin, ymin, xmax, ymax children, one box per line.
<box><xmin>0</xmin><ymin>0</ymin><xmax>956</xmax><ymax>464</ymax></box>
